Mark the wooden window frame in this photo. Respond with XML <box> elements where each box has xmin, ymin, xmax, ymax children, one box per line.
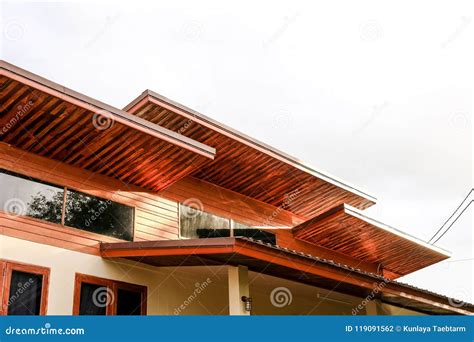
<box><xmin>73</xmin><ymin>273</ymin><xmax>147</xmax><ymax>316</ymax></box>
<box><xmin>0</xmin><ymin>259</ymin><xmax>50</xmax><ymax>315</ymax></box>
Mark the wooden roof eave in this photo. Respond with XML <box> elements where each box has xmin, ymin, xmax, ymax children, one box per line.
<box><xmin>124</xmin><ymin>89</ymin><xmax>377</xmax><ymax>205</ymax></box>
<box><xmin>0</xmin><ymin>60</ymin><xmax>215</xmax><ymax>160</ymax></box>
<box><xmin>292</xmin><ymin>204</ymin><xmax>451</xmax><ymax>277</ymax></box>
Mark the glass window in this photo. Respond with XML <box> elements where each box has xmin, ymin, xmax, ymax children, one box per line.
<box><xmin>7</xmin><ymin>271</ymin><xmax>44</xmax><ymax>315</ymax></box>
<box><xmin>0</xmin><ymin>260</ymin><xmax>49</xmax><ymax>316</ymax></box>
<box><xmin>0</xmin><ymin>169</ymin><xmax>63</xmax><ymax>224</ymax></box>
<box><xmin>78</xmin><ymin>283</ymin><xmax>108</xmax><ymax>315</ymax></box>
<box><xmin>116</xmin><ymin>288</ymin><xmax>143</xmax><ymax>315</ymax></box>
<box><xmin>179</xmin><ymin>204</ymin><xmax>230</xmax><ymax>239</ymax></box>
<box><xmin>233</xmin><ymin>221</ymin><xmax>277</xmax><ymax>244</ymax></box>
<box><xmin>65</xmin><ymin>189</ymin><xmax>134</xmax><ymax>241</ymax></box>
<box><xmin>74</xmin><ymin>274</ymin><xmax>146</xmax><ymax>316</ymax></box>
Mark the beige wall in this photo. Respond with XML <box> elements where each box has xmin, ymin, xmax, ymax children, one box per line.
<box><xmin>0</xmin><ymin>235</ymin><xmax>229</xmax><ymax>315</ymax></box>
<box><xmin>0</xmin><ymin>235</ymin><xmax>426</xmax><ymax>316</ymax></box>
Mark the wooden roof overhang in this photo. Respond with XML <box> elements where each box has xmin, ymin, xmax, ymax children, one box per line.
<box><xmin>124</xmin><ymin>90</ymin><xmax>377</xmax><ymax>218</ymax></box>
<box><xmin>100</xmin><ymin>237</ymin><xmax>472</xmax><ymax>315</ymax></box>
<box><xmin>0</xmin><ymin>61</ymin><xmax>215</xmax><ymax>191</ymax></box>
<box><xmin>292</xmin><ymin>204</ymin><xmax>451</xmax><ymax>278</ymax></box>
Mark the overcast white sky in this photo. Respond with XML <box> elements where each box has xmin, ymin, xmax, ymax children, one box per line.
<box><xmin>1</xmin><ymin>0</ymin><xmax>473</xmax><ymax>304</ymax></box>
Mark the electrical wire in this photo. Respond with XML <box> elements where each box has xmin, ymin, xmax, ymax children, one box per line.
<box><xmin>431</xmin><ymin>200</ymin><xmax>473</xmax><ymax>244</ymax></box>
<box><xmin>428</xmin><ymin>188</ymin><xmax>473</xmax><ymax>243</ymax></box>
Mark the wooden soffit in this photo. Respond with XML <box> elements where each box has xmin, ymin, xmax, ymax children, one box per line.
<box><xmin>0</xmin><ymin>61</ymin><xmax>215</xmax><ymax>191</ymax></box>
<box><xmin>124</xmin><ymin>90</ymin><xmax>376</xmax><ymax>218</ymax></box>
<box><xmin>292</xmin><ymin>204</ymin><xmax>451</xmax><ymax>277</ymax></box>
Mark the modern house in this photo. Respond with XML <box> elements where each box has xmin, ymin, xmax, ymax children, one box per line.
<box><xmin>0</xmin><ymin>60</ymin><xmax>472</xmax><ymax>316</ymax></box>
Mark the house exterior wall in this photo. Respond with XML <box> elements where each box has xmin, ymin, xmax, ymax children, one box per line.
<box><xmin>0</xmin><ymin>143</ymin><xmax>379</xmax><ymax>273</ymax></box>
<box><xmin>0</xmin><ymin>235</ymin><xmax>230</xmax><ymax>315</ymax></box>
<box><xmin>1</xmin><ymin>235</ymin><xmax>394</xmax><ymax>316</ymax></box>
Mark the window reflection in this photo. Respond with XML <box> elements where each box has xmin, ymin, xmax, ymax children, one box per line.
<box><xmin>0</xmin><ymin>170</ymin><xmax>63</xmax><ymax>224</ymax></box>
<box><xmin>65</xmin><ymin>189</ymin><xmax>134</xmax><ymax>241</ymax></box>
<box><xmin>179</xmin><ymin>204</ymin><xmax>230</xmax><ymax>239</ymax></box>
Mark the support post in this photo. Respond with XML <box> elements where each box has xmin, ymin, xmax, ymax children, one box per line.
<box><xmin>365</xmin><ymin>299</ymin><xmax>383</xmax><ymax>315</ymax></box>
<box><xmin>228</xmin><ymin>265</ymin><xmax>250</xmax><ymax>315</ymax></box>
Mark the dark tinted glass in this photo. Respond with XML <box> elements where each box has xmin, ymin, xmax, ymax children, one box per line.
<box><xmin>78</xmin><ymin>283</ymin><xmax>107</xmax><ymax>315</ymax></box>
<box><xmin>7</xmin><ymin>271</ymin><xmax>43</xmax><ymax>315</ymax></box>
<box><xmin>233</xmin><ymin>221</ymin><xmax>276</xmax><ymax>244</ymax></box>
<box><xmin>116</xmin><ymin>288</ymin><xmax>143</xmax><ymax>315</ymax></box>
<box><xmin>0</xmin><ymin>169</ymin><xmax>63</xmax><ymax>224</ymax></box>
<box><xmin>65</xmin><ymin>189</ymin><xmax>133</xmax><ymax>241</ymax></box>
<box><xmin>179</xmin><ymin>204</ymin><xmax>230</xmax><ymax>239</ymax></box>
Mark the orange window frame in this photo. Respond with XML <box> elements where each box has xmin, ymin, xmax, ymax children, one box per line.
<box><xmin>73</xmin><ymin>273</ymin><xmax>147</xmax><ymax>315</ymax></box>
<box><xmin>0</xmin><ymin>259</ymin><xmax>50</xmax><ymax>315</ymax></box>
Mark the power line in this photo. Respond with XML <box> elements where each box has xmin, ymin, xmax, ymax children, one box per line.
<box><xmin>431</xmin><ymin>199</ymin><xmax>473</xmax><ymax>244</ymax></box>
<box><xmin>428</xmin><ymin>188</ymin><xmax>473</xmax><ymax>243</ymax></box>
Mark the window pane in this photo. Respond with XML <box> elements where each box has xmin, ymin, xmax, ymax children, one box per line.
<box><xmin>7</xmin><ymin>271</ymin><xmax>43</xmax><ymax>315</ymax></box>
<box><xmin>0</xmin><ymin>169</ymin><xmax>63</xmax><ymax>224</ymax></box>
<box><xmin>116</xmin><ymin>288</ymin><xmax>143</xmax><ymax>315</ymax></box>
<box><xmin>233</xmin><ymin>221</ymin><xmax>276</xmax><ymax>245</ymax></box>
<box><xmin>78</xmin><ymin>283</ymin><xmax>107</xmax><ymax>315</ymax></box>
<box><xmin>179</xmin><ymin>204</ymin><xmax>230</xmax><ymax>239</ymax></box>
<box><xmin>65</xmin><ymin>190</ymin><xmax>133</xmax><ymax>241</ymax></box>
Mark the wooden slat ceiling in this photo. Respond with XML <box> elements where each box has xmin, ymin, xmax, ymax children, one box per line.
<box><xmin>124</xmin><ymin>90</ymin><xmax>377</xmax><ymax>218</ymax></box>
<box><xmin>292</xmin><ymin>204</ymin><xmax>450</xmax><ymax>277</ymax></box>
<box><xmin>0</xmin><ymin>63</ymin><xmax>215</xmax><ymax>191</ymax></box>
